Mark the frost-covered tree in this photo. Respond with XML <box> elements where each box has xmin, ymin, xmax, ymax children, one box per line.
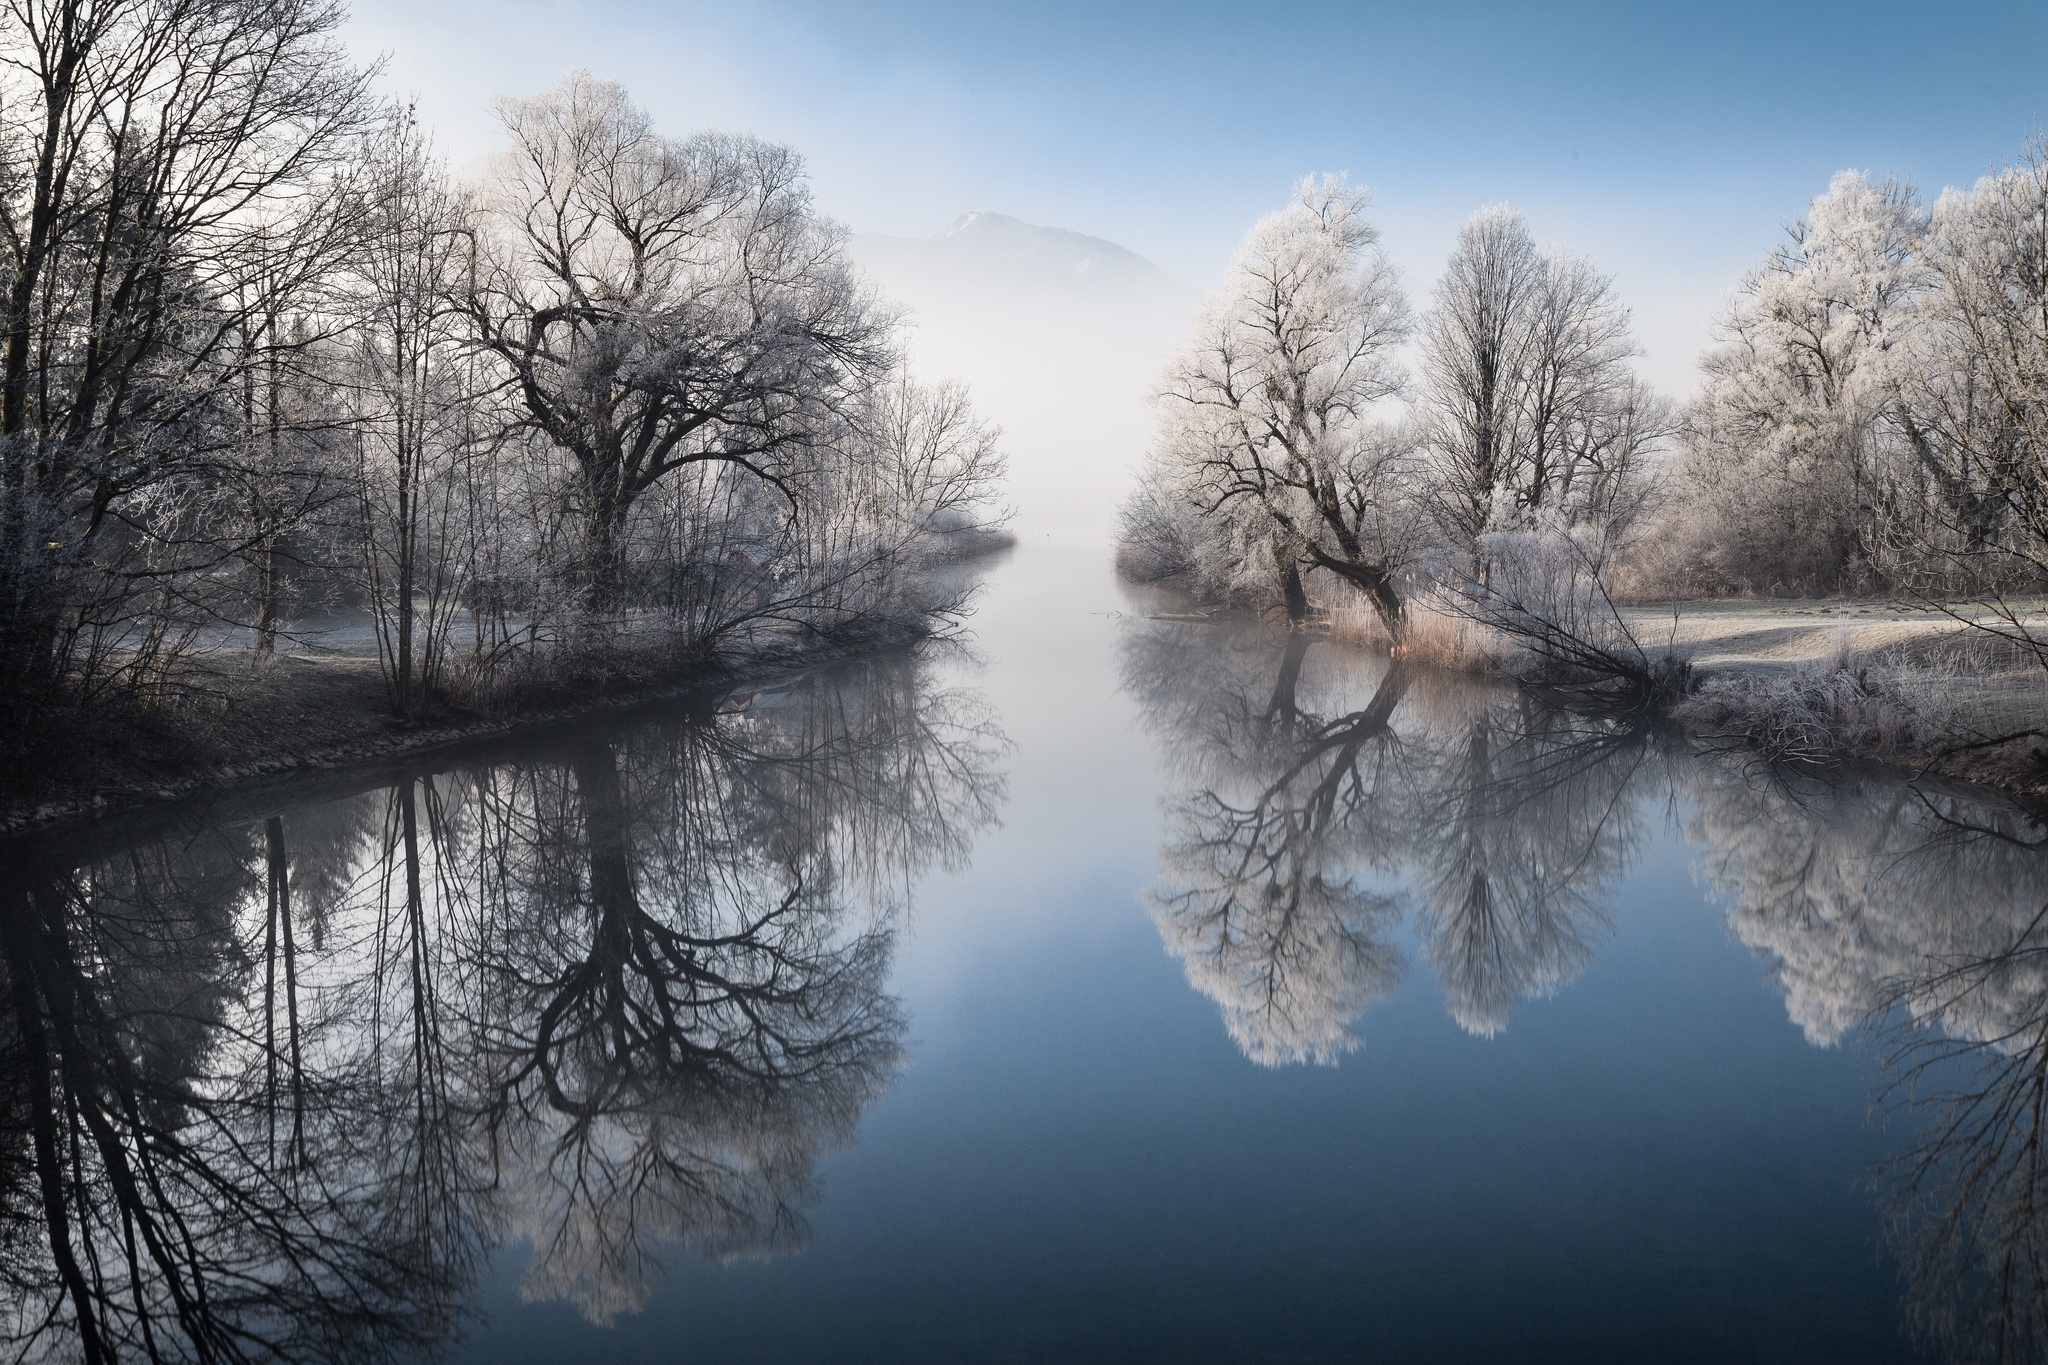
<box><xmin>1648</xmin><ymin>172</ymin><xmax>1927</xmax><ymax>594</ymax></box>
<box><xmin>1418</xmin><ymin>206</ymin><xmax>1662</xmax><ymax>562</ymax></box>
<box><xmin>467</xmin><ymin>72</ymin><xmax>893</xmax><ymax>623</ymax></box>
<box><xmin>0</xmin><ymin>0</ymin><xmax>374</xmax><ymax>708</ymax></box>
<box><xmin>345</xmin><ymin>108</ymin><xmax>483</xmax><ymax>721</ymax></box>
<box><xmin>1418</xmin><ymin>207</ymin><xmax>1543</xmax><ymax>551</ymax></box>
<box><xmin>1893</xmin><ymin>137</ymin><xmax>2048</xmax><ymax>658</ymax></box>
<box><xmin>0</xmin><ymin>18</ymin><xmax>1013</xmax><ymax>774</ymax></box>
<box><xmin>1134</xmin><ymin>175</ymin><xmax>1415</xmax><ymax>632</ymax></box>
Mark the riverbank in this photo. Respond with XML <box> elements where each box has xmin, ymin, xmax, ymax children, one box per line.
<box><xmin>1201</xmin><ymin>590</ymin><xmax>2048</xmax><ymax>804</ymax></box>
<box><xmin>1656</xmin><ymin>603</ymin><xmax>2048</xmax><ymax>798</ymax></box>
<box><xmin>0</xmin><ymin>620</ymin><xmax>941</xmax><ymax>836</ymax></box>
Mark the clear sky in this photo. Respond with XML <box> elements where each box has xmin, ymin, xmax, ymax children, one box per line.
<box><xmin>344</xmin><ymin>0</ymin><xmax>2048</xmax><ymax>395</ymax></box>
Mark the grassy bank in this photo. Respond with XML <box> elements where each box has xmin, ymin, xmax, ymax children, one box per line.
<box><xmin>1299</xmin><ymin>593</ymin><xmax>2048</xmax><ymax>801</ymax></box>
<box><xmin>0</xmin><ymin>616</ymin><xmax>944</xmax><ymax>836</ymax></box>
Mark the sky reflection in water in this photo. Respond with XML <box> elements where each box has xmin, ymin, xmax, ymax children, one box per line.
<box><xmin>2</xmin><ymin>541</ymin><xmax>2044</xmax><ymax>1363</ymax></box>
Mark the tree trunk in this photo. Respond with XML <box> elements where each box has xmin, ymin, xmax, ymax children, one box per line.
<box><xmin>0</xmin><ymin>508</ymin><xmax>64</xmax><ymax>704</ymax></box>
<box><xmin>1266</xmin><ymin>634</ymin><xmax>1309</xmax><ymax>734</ymax></box>
<box><xmin>1362</xmin><ymin>574</ymin><xmax>1406</xmax><ymax>643</ymax></box>
<box><xmin>255</xmin><ymin>533</ymin><xmax>281</xmax><ymax>657</ymax></box>
<box><xmin>1306</xmin><ymin>548</ymin><xmax>1406</xmax><ymax>642</ymax></box>
<box><xmin>264</xmin><ymin>815</ymin><xmax>305</xmax><ymax>1166</ymax></box>
<box><xmin>256</xmin><ymin>341</ymin><xmax>284</xmax><ymax>658</ymax></box>
<box><xmin>1278</xmin><ymin>553</ymin><xmax>1310</xmax><ymax>626</ymax></box>
<box><xmin>395</xmin><ymin>458</ymin><xmax>417</xmax><ymax>721</ymax></box>
<box><xmin>583</xmin><ymin>494</ymin><xmax>631</xmax><ymax>619</ymax></box>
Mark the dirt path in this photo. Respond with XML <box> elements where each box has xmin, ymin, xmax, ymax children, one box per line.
<box><xmin>1621</xmin><ymin>598</ymin><xmax>2048</xmax><ymax>675</ymax></box>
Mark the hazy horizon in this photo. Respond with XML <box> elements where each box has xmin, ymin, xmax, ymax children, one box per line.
<box><xmin>342</xmin><ymin>0</ymin><xmax>2048</xmax><ymax>401</ymax></box>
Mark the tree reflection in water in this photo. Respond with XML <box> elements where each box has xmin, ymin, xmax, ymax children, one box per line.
<box><xmin>1699</xmin><ymin>769</ymin><xmax>2048</xmax><ymax>1365</ymax></box>
<box><xmin>1129</xmin><ymin>615</ymin><xmax>2048</xmax><ymax>1363</ymax></box>
<box><xmin>0</xmin><ymin>652</ymin><xmax>1005</xmax><ymax>1360</ymax></box>
<box><xmin>1122</xmin><ymin>620</ymin><xmax>1650</xmax><ymax>1061</ymax></box>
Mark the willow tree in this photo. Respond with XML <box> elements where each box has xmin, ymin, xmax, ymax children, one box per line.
<box><xmin>1148</xmin><ymin>175</ymin><xmax>1414</xmax><ymax>633</ymax></box>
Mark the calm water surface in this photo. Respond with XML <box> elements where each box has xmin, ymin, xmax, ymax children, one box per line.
<box><xmin>5</xmin><ymin>539</ymin><xmax>2045</xmax><ymax>1363</ymax></box>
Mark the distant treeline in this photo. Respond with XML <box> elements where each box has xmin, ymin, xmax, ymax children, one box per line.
<box><xmin>0</xmin><ymin>4</ymin><xmax>1006</xmax><ymax>739</ymax></box>
<box><xmin>1122</xmin><ymin>145</ymin><xmax>2048</xmax><ymax>635</ymax></box>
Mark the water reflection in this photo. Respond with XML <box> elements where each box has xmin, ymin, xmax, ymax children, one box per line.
<box><xmin>1700</xmin><ymin>769</ymin><xmax>2048</xmax><ymax>1364</ymax></box>
<box><xmin>1123</xmin><ymin>620</ymin><xmax>1651</xmax><ymax>1059</ymax></box>
<box><xmin>0</xmin><ymin>653</ymin><xmax>1005</xmax><ymax>1360</ymax></box>
<box><xmin>1127</xmin><ymin>616</ymin><xmax>2048</xmax><ymax>1363</ymax></box>
<box><xmin>16</xmin><ymin>612</ymin><xmax>2048</xmax><ymax>1362</ymax></box>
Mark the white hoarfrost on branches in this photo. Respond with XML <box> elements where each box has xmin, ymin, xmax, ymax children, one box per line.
<box><xmin>454</xmin><ymin>73</ymin><xmax>1005</xmax><ymax>680</ymax></box>
<box><xmin>1647</xmin><ymin>172</ymin><xmax>1927</xmax><ymax>594</ymax></box>
<box><xmin>1632</xmin><ymin>142</ymin><xmax>2048</xmax><ymax>670</ymax></box>
<box><xmin>0</xmin><ymin>0</ymin><xmax>378</xmax><ymax>707</ymax></box>
<box><xmin>0</xmin><ymin>48</ymin><xmax>1010</xmax><ymax>735</ymax></box>
<box><xmin>1130</xmin><ymin>175</ymin><xmax>1417</xmax><ymax>633</ymax></box>
<box><xmin>468</xmin><ymin>72</ymin><xmax>893</xmax><ymax>620</ymax></box>
<box><xmin>1903</xmin><ymin>139</ymin><xmax>2048</xmax><ymax>662</ymax></box>
<box><xmin>1122</xmin><ymin>182</ymin><xmax>1667</xmax><ymax>682</ymax></box>
<box><xmin>1419</xmin><ymin>205</ymin><xmax>1665</xmax><ymax>561</ymax></box>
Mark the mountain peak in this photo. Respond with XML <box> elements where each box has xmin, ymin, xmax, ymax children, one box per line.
<box><xmin>938</xmin><ymin>210</ymin><xmax>1010</xmax><ymax>237</ymax></box>
<box><xmin>851</xmin><ymin>212</ymin><xmax>1182</xmax><ymax>298</ymax></box>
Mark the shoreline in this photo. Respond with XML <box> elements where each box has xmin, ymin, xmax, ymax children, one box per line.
<box><xmin>1130</xmin><ymin>590</ymin><xmax>2048</xmax><ymax>810</ymax></box>
<box><xmin>0</xmin><ymin>623</ymin><xmax>939</xmax><ymax>840</ymax></box>
<box><xmin>1</xmin><ymin>536</ymin><xmax>1021</xmax><ymax>840</ymax></box>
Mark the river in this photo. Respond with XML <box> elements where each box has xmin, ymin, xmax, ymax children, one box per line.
<box><xmin>2</xmin><ymin>536</ymin><xmax>2042</xmax><ymax>1363</ymax></box>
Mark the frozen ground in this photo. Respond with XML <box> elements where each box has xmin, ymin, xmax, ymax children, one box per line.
<box><xmin>1620</xmin><ymin>597</ymin><xmax>2048</xmax><ymax>675</ymax></box>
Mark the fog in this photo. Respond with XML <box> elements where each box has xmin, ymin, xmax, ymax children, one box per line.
<box><xmin>849</xmin><ymin>213</ymin><xmax>1194</xmax><ymax>539</ymax></box>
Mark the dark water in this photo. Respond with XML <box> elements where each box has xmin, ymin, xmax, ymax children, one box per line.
<box><xmin>4</xmin><ymin>538</ymin><xmax>2046</xmax><ymax>1363</ymax></box>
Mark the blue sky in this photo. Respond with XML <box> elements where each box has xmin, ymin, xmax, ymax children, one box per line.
<box><xmin>346</xmin><ymin>0</ymin><xmax>2048</xmax><ymax>392</ymax></box>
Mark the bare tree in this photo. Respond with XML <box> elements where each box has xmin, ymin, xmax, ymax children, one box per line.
<box><xmin>1419</xmin><ymin>206</ymin><xmax>1545</xmax><ymax>553</ymax></box>
<box><xmin>218</xmin><ymin>198</ymin><xmax>366</xmax><ymax>660</ymax></box>
<box><xmin>1419</xmin><ymin>205</ymin><xmax>1659</xmax><ymax>564</ymax></box>
<box><xmin>346</xmin><ymin>107</ymin><xmax>482</xmax><ymax>721</ymax></box>
<box><xmin>0</xmin><ymin>0</ymin><xmax>374</xmax><ymax>708</ymax></box>
<box><xmin>1893</xmin><ymin>137</ymin><xmax>2048</xmax><ymax>669</ymax></box>
<box><xmin>465</xmin><ymin>72</ymin><xmax>893</xmax><ymax>631</ymax></box>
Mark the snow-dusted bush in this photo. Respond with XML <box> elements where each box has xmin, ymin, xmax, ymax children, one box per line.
<box><xmin>1451</xmin><ymin>520</ymin><xmax>1689</xmax><ymax>706</ymax></box>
